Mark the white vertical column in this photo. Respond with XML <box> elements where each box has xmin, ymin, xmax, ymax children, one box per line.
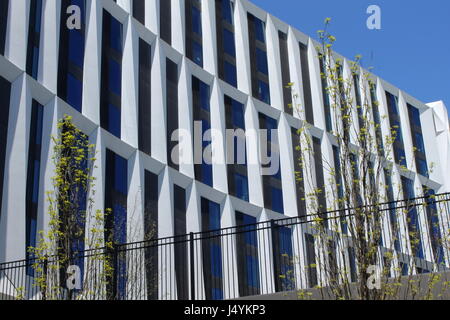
<box><xmin>150</xmin><ymin>43</ymin><xmax>167</xmax><ymax>164</ymax></box>
<box><xmin>5</xmin><ymin>0</ymin><xmax>28</xmax><ymax>71</ymax></box>
<box><xmin>147</xmin><ymin>0</ymin><xmax>158</xmax><ymax>35</ymax></box>
<box><xmin>121</xmin><ymin>17</ymin><xmax>138</xmax><ymax>148</ymax></box>
<box><xmin>309</xmin><ymin>39</ymin><xmax>327</xmax><ymax>131</ymax></box>
<box><xmin>172</xmin><ymin>0</ymin><xmax>185</xmax><ymax>55</ymax></box>
<box><xmin>178</xmin><ymin>59</ymin><xmax>195</xmax><ymax>178</ymax></box>
<box><xmin>265</xmin><ymin>15</ymin><xmax>283</xmax><ymax>112</ymax></box>
<box><xmin>201</xmin><ymin>0</ymin><xmax>217</xmax><ymax>76</ymax></box>
<box><xmin>246</xmin><ymin>99</ymin><xmax>264</xmax><ymax>208</ymax></box>
<box><xmin>0</xmin><ymin>75</ymin><xmax>29</xmax><ymax>262</ymax></box>
<box><xmin>234</xmin><ymin>0</ymin><xmax>251</xmax><ymax>96</ymax></box>
<box><xmin>278</xmin><ymin>115</ymin><xmax>297</xmax><ymax>217</ymax></box>
<box><xmin>83</xmin><ymin>0</ymin><xmax>102</xmax><ymax>124</ymax></box>
<box><xmin>210</xmin><ymin>79</ymin><xmax>228</xmax><ymax>194</ymax></box>
<box><xmin>40</xmin><ymin>0</ymin><xmax>60</xmax><ymax>93</ymax></box>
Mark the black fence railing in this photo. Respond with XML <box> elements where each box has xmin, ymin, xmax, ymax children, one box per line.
<box><xmin>1</xmin><ymin>193</ymin><xmax>449</xmax><ymax>300</ymax></box>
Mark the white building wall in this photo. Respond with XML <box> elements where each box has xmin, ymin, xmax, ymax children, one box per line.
<box><xmin>0</xmin><ymin>0</ymin><xmax>448</xmax><ymax>294</ymax></box>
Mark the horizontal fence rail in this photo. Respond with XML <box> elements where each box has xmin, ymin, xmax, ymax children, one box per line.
<box><xmin>1</xmin><ymin>193</ymin><xmax>450</xmax><ymax>300</ymax></box>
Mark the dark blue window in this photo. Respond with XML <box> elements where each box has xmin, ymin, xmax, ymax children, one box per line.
<box><xmin>409</xmin><ymin>105</ymin><xmax>421</xmax><ymax>127</ymax></box>
<box><xmin>26</xmin><ymin>101</ymin><xmax>44</xmax><ymax>270</ymax></box>
<box><xmin>258</xmin><ymin>80</ymin><xmax>270</xmax><ymax>105</ymax></box>
<box><xmin>272</xmin><ymin>224</ymin><xmax>294</xmax><ymax>291</ymax></box>
<box><xmin>254</xmin><ymin>18</ymin><xmax>265</xmax><ymax>43</ymax></box>
<box><xmin>226</xmin><ymin>96</ymin><xmax>249</xmax><ymax>202</ymax></box>
<box><xmin>201</xmin><ymin>198</ymin><xmax>223</xmax><ymax>300</ymax></box>
<box><xmin>256</xmin><ymin>48</ymin><xmax>268</xmax><ymax>75</ymax></box>
<box><xmin>392</xmin><ymin>119</ymin><xmax>404</xmax><ymax>144</ymax></box>
<box><xmin>401</xmin><ymin>263</ymin><xmax>409</xmax><ymax>276</ymax></box>
<box><xmin>395</xmin><ymin>146</ymin><xmax>406</xmax><ymax>167</ymax></box>
<box><xmin>370</xmin><ymin>84</ymin><xmax>384</xmax><ymax>154</ymax></box>
<box><xmin>201</xmin><ymin>120</ymin><xmax>213</xmax><ymax>187</ymax></box>
<box><xmin>108</xmin><ymin>58</ymin><xmax>122</xmax><ymax>95</ymax></box>
<box><xmin>235</xmin><ymin>173</ymin><xmax>249</xmax><ymax>202</ymax></box>
<box><xmin>31</xmin><ymin>160</ymin><xmax>40</xmax><ymax>203</ymax></box>
<box><xmin>66</xmin><ymin>74</ymin><xmax>82</xmax><ymax>111</ymax></box>
<box><xmin>199</xmin><ymin>80</ymin><xmax>210</xmax><ymax>111</ymax></box>
<box><xmin>105</xmin><ymin>149</ymin><xmax>128</xmax><ymax>298</ymax></box>
<box><xmin>271</xmin><ymin>187</ymin><xmax>284</xmax><ymax>214</ymax></box>
<box><xmin>108</xmin><ymin>104</ymin><xmax>121</xmax><ymax>138</ymax></box>
<box><xmin>414</xmin><ymin>132</ymin><xmax>425</xmax><ymax>153</ymax></box>
<box><xmin>193</xmin><ymin>77</ymin><xmax>213</xmax><ymax>187</ymax></box>
<box><xmin>208</xmin><ymin>200</ymin><xmax>221</xmax><ymax>230</ymax></box>
<box><xmin>246</xmin><ymin>255</ymin><xmax>259</xmax><ymax>287</ymax></box>
<box><xmin>416</xmin><ymin>159</ymin><xmax>428</xmax><ymax>177</ymax></box>
<box><xmin>31</xmin><ymin>47</ymin><xmax>39</xmax><ymax>79</ymax></box>
<box><xmin>232</xmin><ymin>100</ymin><xmax>245</xmax><ymax>129</ymax></box>
<box><xmin>210</xmin><ymin>244</ymin><xmax>223</xmax><ymax>277</ymax></box>
<box><xmin>236</xmin><ymin>212</ymin><xmax>260</xmax><ymax>297</ymax></box>
<box><xmin>27</xmin><ymin>0</ymin><xmax>43</xmax><ymax>79</ymax></box>
<box><xmin>332</xmin><ymin>146</ymin><xmax>347</xmax><ymax>233</ymax></box>
<box><xmin>212</xmin><ymin>288</ymin><xmax>223</xmax><ymax>300</ymax></box>
<box><xmin>319</xmin><ymin>56</ymin><xmax>332</xmax><ymax>132</ymax></box>
<box><xmin>223</xmin><ymin>28</ymin><xmax>236</xmax><ymax>56</ymax></box>
<box><xmin>101</xmin><ymin>11</ymin><xmax>123</xmax><ymax>138</ymax></box>
<box><xmin>224</xmin><ymin>61</ymin><xmax>237</xmax><ymax>87</ymax></box>
<box><xmin>385</xmin><ymin>170</ymin><xmax>401</xmax><ymax>251</ymax></box>
<box><xmin>265</xmin><ymin>116</ymin><xmax>277</xmax><ymax>141</ymax></box>
<box><xmin>191</xmin><ymin>6</ymin><xmax>202</xmax><ymax>35</ymax></box>
<box><xmin>58</xmin><ymin>0</ymin><xmax>86</xmax><ymax>112</ymax></box>
<box><xmin>221</xmin><ymin>0</ymin><xmax>233</xmax><ymax>24</ymax></box>
<box><xmin>186</xmin><ymin>0</ymin><xmax>203</xmax><ymax>67</ymax></box>
<box><xmin>73</xmin><ymin>0</ymin><xmax>85</xmax><ymax>13</ymax></box>
<box><xmin>109</xmin><ymin>17</ymin><xmax>123</xmax><ymax>53</ymax></box>
<box><xmin>105</xmin><ymin>150</ymin><xmax>128</xmax><ymax>243</ymax></box>
<box><xmin>348</xmin><ymin>247</ymin><xmax>357</xmax><ymax>282</ymax></box>
<box><xmin>386</xmin><ymin>91</ymin><xmax>406</xmax><ymax>167</ymax></box>
<box><xmin>192</xmin><ymin>41</ymin><xmax>203</xmax><ymax>66</ymax></box>
<box><xmin>401</xmin><ymin>177</ymin><xmax>424</xmax><ymax>259</ymax></box>
<box><xmin>387</xmin><ymin>92</ymin><xmax>399</xmax><ymax>115</ymax></box>
<box><xmin>408</xmin><ymin>104</ymin><xmax>428</xmax><ymax>177</ymax></box>
<box><xmin>68</xmin><ymin>29</ymin><xmax>84</xmax><ymax>67</ymax></box>
<box><xmin>248</xmin><ymin>14</ymin><xmax>270</xmax><ymax>104</ymax></box>
<box><xmin>217</xmin><ymin>0</ymin><xmax>236</xmax><ymax>87</ymax></box>
<box><xmin>259</xmin><ymin>113</ymin><xmax>283</xmax><ymax>214</ymax></box>
<box><xmin>423</xmin><ymin>188</ymin><xmax>445</xmax><ymax>265</ymax></box>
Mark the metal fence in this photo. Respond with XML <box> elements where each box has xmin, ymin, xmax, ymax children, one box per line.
<box><xmin>1</xmin><ymin>193</ymin><xmax>450</xmax><ymax>300</ymax></box>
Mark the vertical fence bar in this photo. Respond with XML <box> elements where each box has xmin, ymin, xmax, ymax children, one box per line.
<box><xmin>189</xmin><ymin>232</ymin><xmax>195</xmax><ymax>301</ymax></box>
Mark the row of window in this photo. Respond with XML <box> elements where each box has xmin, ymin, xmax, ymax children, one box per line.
<box><xmin>0</xmin><ymin>0</ymin><xmax>442</xmax><ymax>269</ymax></box>
<box><xmin>0</xmin><ymin>0</ymin><xmax>431</xmax><ymax>160</ymax></box>
<box><xmin>0</xmin><ymin>82</ymin><xmax>444</xmax><ymax>298</ymax></box>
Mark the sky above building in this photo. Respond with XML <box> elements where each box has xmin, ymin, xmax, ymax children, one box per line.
<box><xmin>253</xmin><ymin>0</ymin><xmax>450</xmax><ymax>110</ymax></box>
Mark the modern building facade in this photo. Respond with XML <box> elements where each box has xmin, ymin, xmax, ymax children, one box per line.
<box><xmin>0</xmin><ymin>0</ymin><xmax>449</xmax><ymax>299</ymax></box>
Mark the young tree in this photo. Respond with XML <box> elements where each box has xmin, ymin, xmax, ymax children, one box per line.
<box><xmin>28</xmin><ymin>116</ymin><xmax>157</xmax><ymax>300</ymax></box>
<box><xmin>290</xmin><ymin>19</ymin><xmax>449</xmax><ymax>300</ymax></box>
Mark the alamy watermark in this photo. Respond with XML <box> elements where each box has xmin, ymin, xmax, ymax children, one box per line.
<box><xmin>171</xmin><ymin>122</ymin><xmax>281</xmax><ymax>176</ymax></box>
<box><xmin>367</xmin><ymin>5</ymin><xmax>382</xmax><ymax>30</ymax></box>
<box><xmin>66</xmin><ymin>5</ymin><xmax>82</xmax><ymax>30</ymax></box>
<box><xmin>366</xmin><ymin>265</ymin><xmax>382</xmax><ymax>290</ymax></box>
<box><xmin>66</xmin><ymin>265</ymin><xmax>82</xmax><ymax>290</ymax></box>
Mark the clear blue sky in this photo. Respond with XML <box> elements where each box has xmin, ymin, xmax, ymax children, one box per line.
<box><xmin>253</xmin><ymin>0</ymin><xmax>450</xmax><ymax>110</ymax></box>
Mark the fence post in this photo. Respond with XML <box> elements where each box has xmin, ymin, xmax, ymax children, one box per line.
<box><xmin>42</xmin><ymin>256</ymin><xmax>48</xmax><ymax>300</ymax></box>
<box><xmin>190</xmin><ymin>232</ymin><xmax>195</xmax><ymax>301</ymax></box>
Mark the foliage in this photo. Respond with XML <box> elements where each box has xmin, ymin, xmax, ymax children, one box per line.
<box><xmin>288</xmin><ymin>18</ymin><xmax>449</xmax><ymax>300</ymax></box>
